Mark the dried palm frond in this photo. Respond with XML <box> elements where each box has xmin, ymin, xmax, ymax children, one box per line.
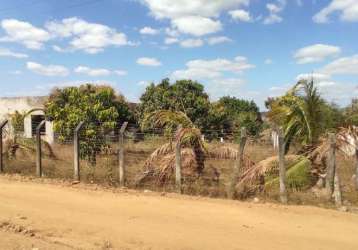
<box><xmin>143</xmin><ymin>142</ymin><xmax>174</xmax><ymax>170</ymax></box>
<box><xmin>4</xmin><ymin>138</ymin><xmax>57</xmax><ymax>160</ymax></box>
<box><xmin>141</xmin><ymin>110</ymin><xmax>193</xmax><ymax>131</ymax></box>
<box><xmin>236</xmin><ymin>155</ymin><xmax>302</xmax><ymax>195</ymax></box>
<box><xmin>176</xmin><ymin>126</ymin><xmax>206</xmax><ymax>173</ymax></box>
<box><xmin>136</xmin><ymin>148</ymin><xmax>199</xmax><ymax>186</ymax></box>
<box><xmin>336</xmin><ymin>126</ymin><xmax>358</xmax><ymax>157</ymax></box>
<box><xmin>206</xmin><ymin>145</ymin><xmax>256</xmax><ymax>173</ymax></box>
<box><xmin>207</xmin><ymin>145</ymin><xmax>238</xmax><ymax>159</ymax></box>
<box><xmin>309</xmin><ymin>126</ymin><xmax>358</xmax><ymax>165</ymax></box>
<box><xmin>155</xmin><ymin>148</ymin><xmax>198</xmax><ymax>184</ymax></box>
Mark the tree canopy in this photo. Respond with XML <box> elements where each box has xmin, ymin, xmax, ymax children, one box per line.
<box><xmin>137</xmin><ymin>78</ymin><xmax>211</xmax><ymax>129</ymax></box>
<box><xmin>206</xmin><ymin>97</ymin><xmax>263</xmax><ymax>137</ymax></box>
<box><xmin>45</xmin><ymin>84</ymin><xmax>133</xmax><ymax>164</ymax></box>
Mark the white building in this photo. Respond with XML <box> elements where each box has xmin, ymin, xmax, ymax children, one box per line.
<box><xmin>0</xmin><ymin>96</ymin><xmax>54</xmax><ymax>144</ymax></box>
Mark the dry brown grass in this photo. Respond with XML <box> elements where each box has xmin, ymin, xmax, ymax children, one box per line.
<box><xmin>2</xmin><ymin>137</ymin><xmax>358</xmax><ymax>207</ymax></box>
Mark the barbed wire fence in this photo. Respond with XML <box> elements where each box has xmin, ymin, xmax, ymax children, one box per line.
<box><xmin>0</xmin><ymin>119</ymin><xmax>357</xmax><ymax>207</ymax></box>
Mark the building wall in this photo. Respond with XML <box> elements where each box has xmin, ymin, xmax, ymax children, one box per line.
<box><xmin>0</xmin><ymin>96</ymin><xmax>54</xmax><ymax>144</ymax></box>
<box><xmin>0</xmin><ymin>96</ymin><xmax>47</xmax><ymax>121</ymax></box>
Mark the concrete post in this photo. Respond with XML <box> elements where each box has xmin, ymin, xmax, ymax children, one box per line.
<box><xmin>228</xmin><ymin>127</ymin><xmax>247</xmax><ymax>199</ymax></box>
<box><xmin>74</xmin><ymin>121</ymin><xmax>85</xmax><ymax>182</ymax></box>
<box><xmin>175</xmin><ymin>125</ymin><xmax>182</xmax><ymax>193</ymax></box>
<box><xmin>0</xmin><ymin>120</ymin><xmax>8</xmax><ymax>173</ymax></box>
<box><xmin>278</xmin><ymin>127</ymin><xmax>288</xmax><ymax>204</ymax></box>
<box><xmin>325</xmin><ymin>133</ymin><xmax>336</xmax><ymax>196</ymax></box>
<box><xmin>118</xmin><ymin>122</ymin><xmax>128</xmax><ymax>187</ymax></box>
<box><xmin>36</xmin><ymin>120</ymin><xmax>46</xmax><ymax>177</ymax></box>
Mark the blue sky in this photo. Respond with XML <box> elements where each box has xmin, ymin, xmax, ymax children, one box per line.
<box><xmin>0</xmin><ymin>0</ymin><xmax>357</xmax><ymax>109</ymax></box>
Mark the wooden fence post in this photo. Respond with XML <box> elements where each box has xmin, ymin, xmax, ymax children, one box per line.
<box><xmin>175</xmin><ymin>125</ymin><xmax>182</xmax><ymax>193</ymax></box>
<box><xmin>334</xmin><ymin>169</ymin><xmax>342</xmax><ymax>207</ymax></box>
<box><xmin>278</xmin><ymin>127</ymin><xmax>288</xmax><ymax>204</ymax></box>
<box><xmin>118</xmin><ymin>122</ymin><xmax>128</xmax><ymax>187</ymax></box>
<box><xmin>325</xmin><ymin>133</ymin><xmax>336</xmax><ymax>196</ymax></box>
<box><xmin>228</xmin><ymin>127</ymin><xmax>247</xmax><ymax>199</ymax></box>
<box><xmin>0</xmin><ymin>120</ymin><xmax>8</xmax><ymax>173</ymax></box>
<box><xmin>355</xmin><ymin>148</ymin><xmax>358</xmax><ymax>191</ymax></box>
<box><xmin>36</xmin><ymin>120</ymin><xmax>46</xmax><ymax>177</ymax></box>
<box><xmin>73</xmin><ymin>121</ymin><xmax>84</xmax><ymax>182</ymax></box>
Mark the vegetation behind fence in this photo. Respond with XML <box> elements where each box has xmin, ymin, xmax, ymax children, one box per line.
<box><xmin>1</xmin><ymin>120</ymin><xmax>357</xmax><ymax>209</ymax></box>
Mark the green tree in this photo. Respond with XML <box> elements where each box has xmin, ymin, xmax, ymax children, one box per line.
<box><xmin>208</xmin><ymin>97</ymin><xmax>262</xmax><ymax>137</ymax></box>
<box><xmin>45</xmin><ymin>84</ymin><xmax>133</xmax><ymax>164</ymax></box>
<box><xmin>137</xmin><ymin>78</ymin><xmax>211</xmax><ymax>129</ymax></box>
<box><xmin>345</xmin><ymin>98</ymin><xmax>358</xmax><ymax>126</ymax></box>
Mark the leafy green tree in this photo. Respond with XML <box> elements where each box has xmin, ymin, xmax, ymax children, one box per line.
<box><xmin>45</xmin><ymin>84</ymin><xmax>133</xmax><ymax>164</ymax></box>
<box><xmin>209</xmin><ymin>97</ymin><xmax>263</xmax><ymax>137</ymax></box>
<box><xmin>137</xmin><ymin>78</ymin><xmax>211</xmax><ymax>129</ymax></box>
<box><xmin>320</xmin><ymin>102</ymin><xmax>346</xmax><ymax>130</ymax></box>
<box><xmin>345</xmin><ymin>98</ymin><xmax>358</xmax><ymax>126</ymax></box>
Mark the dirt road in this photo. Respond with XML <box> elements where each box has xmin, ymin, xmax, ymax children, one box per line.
<box><xmin>0</xmin><ymin>177</ymin><xmax>357</xmax><ymax>250</ymax></box>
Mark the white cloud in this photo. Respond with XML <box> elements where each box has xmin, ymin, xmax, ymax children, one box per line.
<box><xmin>0</xmin><ymin>19</ymin><xmax>51</xmax><ymax>49</ymax></box>
<box><xmin>165</xmin><ymin>27</ymin><xmax>180</xmax><ymax>37</ymax></box>
<box><xmin>73</xmin><ymin>66</ymin><xmax>127</xmax><ymax>76</ymax></box>
<box><xmin>264</xmin><ymin>58</ymin><xmax>273</xmax><ymax>64</ymax></box>
<box><xmin>142</xmin><ymin>0</ymin><xmax>250</xmax><ymax>19</ymax></box>
<box><xmin>313</xmin><ymin>0</ymin><xmax>358</xmax><ymax>23</ymax></box>
<box><xmin>294</xmin><ymin>44</ymin><xmax>341</xmax><ymax>64</ymax></box>
<box><xmin>206</xmin><ymin>77</ymin><xmax>247</xmax><ymax>100</ymax></box>
<box><xmin>74</xmin><ymin>66</ymin><xmax>111</xmax><ymax>76</ymax></box>
<box><xmin>136</xmin><ymin>57</ymin><xmax>162</xmax><ymax>66</ymax></box>
<box><xmin>26</xmin><ymin>61</ymin><xmax>69</xmax><ymax>76</ymax></box>
<box><xmin>141</xmin><ymin>1</ymin><xmax>249</xmax><ymax>36</ymax></box>
<box><xmin>229</xmin><ymin>9</ymin><xmax>252</xmax><ymax>22</ymax></box>
<box><xmin>114</xmin><ymin>70</ymin><xmax>127</xmax><ymax>76</ymax></box>
<box><xmin>263</xmin><ymin>0</ymin><xmax>286</xmax><ymax>24</ymax></box>
<box><xmin>0</xmin><ymin>47</ymin><xmax>28</xmax><ymax>58</ymax></box>
<box><xmin>294</xmin><ymin>71</ymin><xmax>358</xmax><ymax>106</ymax></box>
<box><xmin>180</xmin><ymin>38</ymin><xmax>204</xmax><ymax>48</ymax></box>
<box><xmin>171</xmin><ymin>56</ymin><xmax>254</xmax><ymax>80</ymax></box>
<box><xmin>295</xmin><ymin>73</ymin><xmax>331</xmax><ymax>82</ymax></box>
<box><xmin>45</xmin><ymin>17</ymin><xmax>131</xmax><ymax>54</ymax></box>
<box><xmin>171</xmin><ymin>16</ymin><xmax>222</xmax><ymax>36</ymax></box>
<box><xmin>207</xmin><ymin>36</ymin><xmax>232</xmax><ymax>45</ymax></box>
<box><xmin>138</xmin><ymin>80</ymin><xmax>150</xmax><ymax>86</ymax></box>
<box><xmin>320</xmin><ymin>54</ymin><xmax>358</xmax><ymax>75</ymax></box>
<box><xmin>139</xmin><ymin>26</ymin><xmax>159</xmax><ymax>35</ymax></box>
<box><xmin>164</xmin><ymin>37</ymin><xmax>179</xmax><ymax>44</ymax></box>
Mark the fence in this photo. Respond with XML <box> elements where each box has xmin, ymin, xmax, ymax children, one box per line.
<box><xmin>0</xmin><ymin>119</ymin><xmax>357</xmax><ymax>207</ymax></box>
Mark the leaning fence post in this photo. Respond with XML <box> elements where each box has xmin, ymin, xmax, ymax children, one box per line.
<box><xmin>36</xmin><ymin>120</ymin><xmax>46</xmax><ymax>177</ymax></box>
<box><xmin>325</xmin><ymin>133</ymin><xmax>336</xmax><ymax>196</ymax></box>
<box><xmin>228</xmin><ymin>127</ymin><xmax>247</xmax><ymax>199</ymax></box>
<box><xmin>278</xmin><ymin>127</ymin><xmax>288</xmax><ymax>204</ymax></box>
<box><xmin>118</xmin><ymin>122</ymin><xmax>128</xmax><ymax>187</ymax></box>
<box><xmin>74</xmin><ymin>121</ymin><xmax>85</xmax><ymax>182</ymax></box>
<box><xmin>175</xmin><ymin>125</ymin><xmax>182</xmax><ymax>193</ymax></box>
<box><xmin>0</xmin><ymin>120</ymin><xmax>8</xmax><ymax>173</ymax></box>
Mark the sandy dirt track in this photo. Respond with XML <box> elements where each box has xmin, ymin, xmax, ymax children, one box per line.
<box><xmin>0</xmin><ymin>177</ymin><xmax>358</xmax><ymax>250</ymax></box>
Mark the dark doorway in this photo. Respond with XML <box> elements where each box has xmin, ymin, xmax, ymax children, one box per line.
<box><xmin>31</xmin><ymin>115</ymin><xmax>46</xmax><ymax>135</ymax></box>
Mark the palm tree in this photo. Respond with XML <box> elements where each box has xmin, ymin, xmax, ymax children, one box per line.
<box><xmin>267</xmin><ymin>79</ymin><xmax>324</xmax><ymax>151</ymax></box>
<box><xmin>137</xmin><ymin>110</ymin><xmax>207</xmax><ymax>185</ymax></box>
